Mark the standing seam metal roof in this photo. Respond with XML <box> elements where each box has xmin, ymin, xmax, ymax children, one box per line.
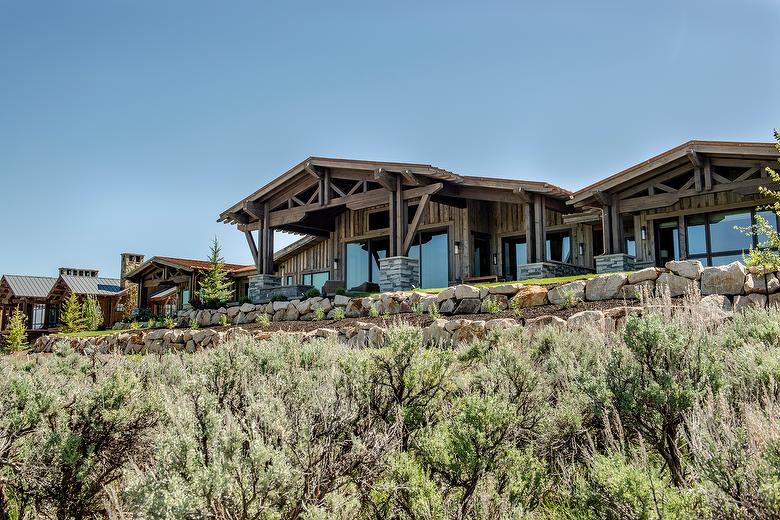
<box><xmin>60</xmin><ymin>275</ymin><xmax>124</xmax><ymax>296</ymax></box>
<box><xmin>2</xmin><ymin>275</ymin><xmax>58</xmax><ymax>298</ymax></box>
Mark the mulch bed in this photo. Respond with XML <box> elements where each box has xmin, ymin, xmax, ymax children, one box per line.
<box><xmin>210</xmin><ymin>299</ymin><xmax>637</xmax><ymax>335</ymax></box>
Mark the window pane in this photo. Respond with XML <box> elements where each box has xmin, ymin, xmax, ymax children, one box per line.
<box><xmin>626</xmin><ymin>238</ymin><xmax>636</xmax><ymax>257</ymax></box>
<box><xmin>502</xmin><ymin>237</ymin><xmax>526</xmax><ymax>281</ymax></box>
<box><xmin>370</xmin><ymin>237</ymin><xmax>389</xmax><ymax>283</ymax></box>
<box><xmin>285</xmin><ymin>275</ymin><xmax>293</xmax><ymax>286</ymax></box>
<box><xmin>546</xmin><ymin>231</ymin><xmax>571</xmax><ymax>263</ymax></box>
<box><xmin>312</xmin><ymin>272</ymin><xmax>329</xmax><ymax>290</ymax></box>
<box><xmin>686</xmin><ymin>214</ymin><xmax>707</xmax><ymax>255</ymax></box>
<box><xmin>711</xmin><ymin>253</ymin><xmax>746</xmax><ymax>266</ymax></box>
<box><xmin>346</xmin><ymin>242</ymin><xmax>369</xmax><ymax>290</ymax></box>
<box><xmin>756</xmin><ymin>210</ymin><xmax>779</xmax><ymax>247</ymax></box>
<box><xmin>419</xmin><ymin>230</ymin><xmax>448</xmax><ymax>289</ymax></box>
<box><xmin>303</xmin><ymin>273</ymin><xmax>312</xmax><ymax>286</ymax></box>
<box><xmin>709</xmin><ymin>211</ymin><xmax>752</xmax><ymax>253</ymax></box>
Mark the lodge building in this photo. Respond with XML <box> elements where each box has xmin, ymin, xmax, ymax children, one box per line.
<box><xmin>219</xmin><ymin>141</ymin><xmax>780</xmax><ymax>301</ymax></box>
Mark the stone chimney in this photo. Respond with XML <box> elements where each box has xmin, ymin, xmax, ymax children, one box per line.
<box><xmin>120</xmin><ymin>253</ymin><xmax>145</xmax><ymax>288</ymax></box>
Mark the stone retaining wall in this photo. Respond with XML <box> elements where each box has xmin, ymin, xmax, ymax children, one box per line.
<box><xmin>33</xmin><ymin>260</ymin><xmax>780</xmax><ymax>354</ymax></box>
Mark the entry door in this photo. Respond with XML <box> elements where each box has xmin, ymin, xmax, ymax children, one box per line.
<box><xmin>655</xmin><ymin>219</ymin><xmax>680</xmax><ymax>266</ymax></box>
<box><xmin>472</xmin><ymin>234</ymin><xmax>491</xmax><ymax>277</ymax></box>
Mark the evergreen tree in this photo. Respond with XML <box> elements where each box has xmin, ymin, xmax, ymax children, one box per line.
<box><xmin>82</xmin><ymin>295</ymin><xmax>103</xmax><ymax>331</ymax></box>
<box><xmin>199</xmin><ymin>237</ymin><xmax>234</xmax><ymax>308</ymax></box>
<box><xmin>5</xmin><ymin>307</ymin><xmax>27</xmax><ymax>351</ymax></box>
<box><xmin>60</xmin><ymin>291</ymin><xmax>85</xmax><ymax>333</ymax></box>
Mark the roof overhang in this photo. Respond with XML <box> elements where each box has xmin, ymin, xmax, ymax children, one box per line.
<box><xmin>568</xmin><ymin>140</ymin><xmax>779</xmax><ymax>207</ymax></box>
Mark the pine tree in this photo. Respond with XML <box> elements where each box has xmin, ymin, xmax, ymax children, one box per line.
<box><xmin>82</xmin><ymin>295</ymin><xmax>103</xmax><ymax>331</ymax></box>
<box><xmin>60</xmin><ymin>291</ymin><xmax>85</xmax><ymax>333</ymax></box>
<box><xmin>199</xmin><ymin>237</ymin><xmax>234</xmax><ymax>308</ymax></box>
<box><xmin>5</xmin><ymin>306</ymin><xmax>27</xmax><ymax>351</ymax></box>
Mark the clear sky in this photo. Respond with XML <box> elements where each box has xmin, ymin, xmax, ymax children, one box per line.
<box><xmin>1</xmin><ymin>0</ymin><xmax>778</xmax><ymax>278</ymax></box>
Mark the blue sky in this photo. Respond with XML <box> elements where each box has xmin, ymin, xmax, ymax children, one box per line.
<box><xmin>1</xmin><ymin>0</ymin><xmax>778</xmax><ymax>278</ymax></box>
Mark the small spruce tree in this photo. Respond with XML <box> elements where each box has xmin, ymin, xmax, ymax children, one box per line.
<box><xmin>60</xmin><ymin>291</ymin><xmax>85</xmax><ymax>333</ymax></box>
<box><xmin>5</xmin><ymin>306</ymin><xmax>28</xmax><ymax>351</ymax></box>
<box><xmin>199</xmin><ymin>237</ymin><xmax>234</xmax><ymax>308</ymax></box>
<box><xmin>82</xmin><ymin>295</ymin><xmax>103</xmax><ymax>331</ymax></box>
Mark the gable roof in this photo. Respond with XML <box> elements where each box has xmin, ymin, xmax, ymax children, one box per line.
<box><xmin>58</xmin><ymin>275</ymin><xmax>124</xmax><ymax>296</ymax></box>
<box><xmin>124</xmin><ymin>256</ymin><xmax>254</xmax><ymax>280</ymax></box>
<box><xmin>569</xmin><ymin>140</ymin><xmax>779</xmax><ymax>205</ymax></box>
<box><xmin>0</xmin><ymin>275</ymin><xmax>57</xmax><ymax>299</ymax></box>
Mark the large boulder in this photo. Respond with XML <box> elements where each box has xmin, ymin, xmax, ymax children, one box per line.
<box><xmin>701</xmin><ymin>262</ymin><xmax>747</xmax><ymax>295</ymax></box>
<box><xmin>618</xmin><ymin>280</ymin><xmax>654</xmax><ymax>300</ymax></box>
<box><xmin>334</xmin><ymin>294</ymin><xmax>350</xmax><ymax>306</ymax></box>
<box><xmin>439</xmin><ymin>298</ymin><xmax>458</xmax><ymax>315</ymax></box>
<box><xmin>453</xmin><ymin>284</ymin><xmax>480</xmax><ymax>300</ymax></box>
<box><xmin>627</xmin><ymin>267</ymin><xmax>661</xmax><ymax>284</ymax></box>
<box><xmin>734</xmin><ymin>294</ymin><xmax>767</xmax><ymax>312</ymax></box>
<box><xmin>435</xmin><ymin>287</ymin><xmax>456</xmax><ymax>303</ymax></box>
<box><xmin>451</xmin><ymin>320</ymin><xmax>486</xmax><ymax>344</ymax></box>
<box><xmin>693</xmin><ymin>294</ymin><xmax>733</xmax><ymax>321</ymax></box>
<box><xmin>547</xmin><ymin>280</ymin><xmax>585</xmax><ymax>306</ymax></box>
<box><xmin>487</xmin><ymin>283</ymin><xmax>522</xmax><ymax>296</ymax></box>
<box><xmin>585</xmin><ymin>273</ymin><xmax>627</xmax><ymax>301</ymax></box>
<box><xmin>454</xmin><ymin>298</ymin><xmax>482</xmax><ymax>314</ymax></box>
<box><xmin>665</xmin><ymin>260</ymin><xmax>704</xmax><ymax>280</ymax></box>
<box><xmin>525</xmin><ymin>315</ymin><xmax>566</xmax><ymax>332</ymax></box>
<box><xmin>239</xmin><ymin>303</ymin><xmax>255</xmax><ymax>313</ymax></box>
<box><xmin>744</xmin><ymin>272</ymin><xmax>780</xmax><ymax>294</ymax></box>
<box><xmin>423</xmin><ymin>319</ymin><xmax>451</xmax><ymax>345</ymax></box>
<box><xmin>485</xmin><ymin>318</ymin><xmax>517</xmax><ymax>332</ymax></box>
<box><xmin>655</xmin><ymin>272</ymin><xmax>697</xmax><ymax>298</ymax></box>
<box><xmin>567</xmin><ymin>310</ymin><xmax>606</xmax><ymax>331</ymax></box>
<box><xmin>510</xmin><ymin>285</ymin><xmax>548</xmax><ymax>308</ymax></box>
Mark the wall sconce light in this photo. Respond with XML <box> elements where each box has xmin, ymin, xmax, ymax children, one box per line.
<box><xmin>333</xmin><ymin>258</ymin><xmax>339</xmax><ymax>270</ymax></box>
<box><xmin>454</xmin><ymin>241</ymin><xmax>461</xmax><ymax>255</ymax></box>
<box><xmin>641</xmin><ymin>226</ymin><xmax>647</xmax><ymax>240</ymax></box>
<box><xmin>492</xmin><ymin>253</ymin><xmax>498</xmax><ymax>265</ymax></box>
<box><xmin>578</xmin><ymin>243</ymin><xmax>585</xmax><ymax>256</ymax></box>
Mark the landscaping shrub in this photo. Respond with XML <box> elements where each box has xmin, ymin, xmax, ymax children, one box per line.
<box><xmin>4</xmin><ymin>307</ymin><xmax>27</xmax><ymax>352</ymax></box>
<box><xmin>59</xmin><ymin>291</ymin><xmax>85</xmax><ymax>333</ymax></box>
<box><xmin>1</xmin><ymin>305</ymin><xmax>779</xmax><ymax>517</ymax></box>
<box><xmin>305</xmin><ymin>287</ymin><xmax>321</xmax><ymax>299</ymax></box>
<box><xmin>82</xmin><ymin>295</ymin><xmax>103</xmax><ymax>332</ymax></box>
<box><xmin>270</xmin><ymin>293</ymin><xmax>287</xmax><ymax>302</ymax></box>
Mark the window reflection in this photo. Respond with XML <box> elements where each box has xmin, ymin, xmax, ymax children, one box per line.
<box><xmin>685</xmin><ymin>209</ymin><xmax>780</xmax><ymax>266</ymax></box>
<box><xmin>502</xmin><ymin>237</ymin><xmax>527</xmax><ymax>281</ymax></box>
<box><xmin>546</xmin><ymin>231</ymin><xmax>571</xmax><ymax>263</ymax></box>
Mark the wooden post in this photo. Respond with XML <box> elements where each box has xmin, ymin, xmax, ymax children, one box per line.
<box><xmin>678</xmin><ymin>215</ymin><xmax>687</xmax><ymax>260</ymax></box>
<box><xmin>704</xmin><ymin>156</ymin><xmax>713</xmax><ymax>191</ymax></box>
<box><xmin>601</xmin><ymin>207</ymin><xmax>612</xmax><ymax>255</ymax></box>
<box><xmin>262</xmin><ymin>204</ymin><xmax>271</xmax><ymax>274</ymax></box>
<box><xmin>395</xmin><ymin>180</ymin><xmax>404</xmax><ymax>256</ymax></box>
<box><xmin>610</xmin><ymin>201</ymin><xmax>623</xmax><ymax>254</ymax></box>
<box><xmin>524</xmin><ymin>201</ymin><xmax>535</xmax><ymax>263</ymax></box>
<box><xmin>388</xmin><ymin>191</ymin><xmax>397</xmax><ymax>257</ymax></box>
<box><xmin>533</xmin><ymin>194</ymin><xmax>545</xmax><ymax>262</ymax></box>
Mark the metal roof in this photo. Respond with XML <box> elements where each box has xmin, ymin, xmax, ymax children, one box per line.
<box><xmin>60</xmin><ymin>275</ymin><xmax>124</xmax><ymax>296</ymax></box>
<box><xmin>148</xmin><ymin>286</ymin><xmax>177</xmax><ymax>302</ymax></box>
<box><xmin>1</xmin><ymin>275</ymin><xmax>58</xmax><ymax>299</ymax></box>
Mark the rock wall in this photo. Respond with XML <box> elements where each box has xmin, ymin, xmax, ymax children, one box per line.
<box><xmin>34</xmin><ymin>261</ymin><xmax>779</xmax><ymax>355</ymax></box>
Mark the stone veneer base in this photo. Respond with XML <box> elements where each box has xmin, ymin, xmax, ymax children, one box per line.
<box><xmin>595</xmin><ymin>254</ymin><xmax>636</xmax><ymax>274</ymax></box>
<box><xmin>379</xmin><ymin>256</ymin><xmax>420</xmax><ymax>292</ymax></box>
<box><xmin>516</xmin><ymin>262</ymin><xmax>594</xmax><ymax>280</ymax></box>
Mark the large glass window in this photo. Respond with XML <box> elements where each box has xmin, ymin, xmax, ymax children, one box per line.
<box><xmin>303</xmin><ymin>271</ymin><xmax>329</xmax><ymax>291</ymax></box>
<box><xmin>285</xmin><ymin>275</ymin><xmax>294</xmax><ymax>286</ymax></box>
<box><xmin>656</xmin><ymin>219</ymin><xmax>680</xmax><ymax>266</ymax></box>
<box><xmin>408</xmin><ymin>229</ymin><xmax>449</xmax><ymax>289</ymax></box>
<box><xmin>685</xmin><ymin>209</ymin><xmax>780</xmax><ymax>266</ymax></box>
<box><xmin>546</xmin><ymin>231</ymin><xmax>571</xmax><ymax>263</ymax></box>
<box><xmin>346</xmin><ymin>237</ymin><xmax>388</xmax><ymax>289</ymax></box>
<box><xmin>502</xmin><ymin>236</ymin><xmax>527</xmax><ymax>281</ymax></box>
<box><xmin>180</xmin><ymin>289</ymin><xmax>191</xmax><ymax>308</ymax></box>
<box><xmin>31</xmin><ymin>304</ymin><xmax>45</xmax><ymax>330</ymax></box>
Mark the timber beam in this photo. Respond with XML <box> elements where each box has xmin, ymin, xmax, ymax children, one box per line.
<box><xmin>373</xmin><ymin>168</ymin><xmax>397</xmax><ymax>192</ymax></box>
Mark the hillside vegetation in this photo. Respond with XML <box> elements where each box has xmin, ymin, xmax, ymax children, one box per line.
<box><xmin>1</xmin><ymin>304</ymin><xmax>780</xmax><ymax>519</ymax></box>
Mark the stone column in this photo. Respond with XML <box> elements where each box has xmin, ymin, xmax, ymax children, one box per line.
<box><xmin>248</xmin><ymin>274</ymin><xmax>282</xmax><ymax>303</ymax></box>
<box><xmin>378</xmin><ymin>256</ymin><xmax>420</xmax><ymax>292</ymax></box>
